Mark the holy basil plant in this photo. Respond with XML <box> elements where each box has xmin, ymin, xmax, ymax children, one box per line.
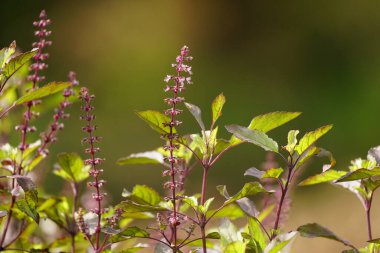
<box><xmin>1</xmin><ymin>8</ymin><xmax>379</xmax><ymax>253</ymax></box>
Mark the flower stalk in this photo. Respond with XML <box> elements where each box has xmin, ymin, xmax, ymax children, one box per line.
<box><xmin>79</xmin><ymin>87</ymin><xmax>106</xmax><ymax>252</ymax></box>
<box><xmin>162</xmin><ymin>46</ymin><xmax>192</xmax><ymax>252</ymax></box>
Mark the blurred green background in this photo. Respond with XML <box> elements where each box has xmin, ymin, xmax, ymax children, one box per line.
<box><xmin>2</xmin><ymin>0</ymin><xmax>380</xmax><ymax>252</ymax></box>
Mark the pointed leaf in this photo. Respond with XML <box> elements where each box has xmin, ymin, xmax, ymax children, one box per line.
<box><xmin>16</xmin><ymin>199</ymin><xmax>39</xmax><ymax>223</ymax></box>
<box><xmin>297</xmin><ymin>223</ymin><xmax>355</xmax><ymax>249</ymax></box>
<box><xmin>285</xmin><ymin>130</ymin><xmax>299</xmax><ymax>153</ymax></box>
<box><xmin>130</xmin><ymin>185</ymin><xmax>161</xmax><ymax>206</ymax></box>
<box><xmin>185</xmin><ymin>102</ymin><xmax>205</xmax><ymax>130</ymax></box>
<box><xmin>206</xmin><ymin>232</ymin><xmax>221</xmax><ymax>239</ymax></box>
<box><xmin>248</xmin><ymin>217</ymin><xmax>267</xmax><ymax>251</ymax></box>
<box><xmin>226</xmin><ymin>125</ymin><xmax>278</xmax><ymax>152</ymax></box>
<box><xmin>212</xmin><ymin>93</ymin><xmax>226</xmax><ymax>124</ymax></box>
<box><xmin>337</xmin><ymin>167</ymin><xmax>380</xmax><ymax>182</ymax></box>
<box><xmin>223</xmin><ymin>182</ymin><xmax>270</xmax><ymax>205</ymax></box>
<box><xmin>16</xmin><ymin>82</ymin><xmax>71</xmax><ymax>105</ymax></box>
<box><xmin>299</xmin><ymin>170</ymin><xmax>347</xmax><ymax>186</ymax></box>
<box><xmin>117</xmin><ymin>151</ymin><xmax>164</xmax><ymax>166</ymax></box>
<box><xmin>248</xmin><ymin>112</ymin><xmax>301</xmax><ymax>133</ymax></box>
<box><xmin>54</xmin><ymin>153</ymin><xmax>90</xmax><ymax>183</ymax></box>
<box><xmin>116</xmin><ymin>200</ymin><xmax>167</xmax><ymax>213</ymax></box>
<box><xmin>1</xmin><ymin>48</ymin><xmax>37</xmax><ymax>79</ymax></box>
<box><xmin>295</xmin><ymin>125</ymin><xmax>333</xmax><ymax>155</ymax></box>
<box><xmin>110</xmin><ymin>227</ymin><xmax>150</xmax><ymax>243</ymax></box>
<box><xmin>191</xmin><ymin>134</ymin><xmax>207</xmax><ymax>154</ymax></box>
<box><xmin>136</xmin><ymin>110</ymin><xmax>175</xmax><ymax>135</ymax></box>
<box><xmin>207</xmin><ymin>204</ymin><xmax>245</xmax><ymax>220</ymax></box>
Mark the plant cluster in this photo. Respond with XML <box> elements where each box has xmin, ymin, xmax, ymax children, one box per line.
<box><xmin>0</xmin><ymin>9</ymin><xmax>379</xmax><ymax>253</ymax></box>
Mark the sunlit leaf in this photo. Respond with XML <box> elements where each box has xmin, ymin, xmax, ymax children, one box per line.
<box><xmin>207</xmin><ymin>204</ymin><xmax>245</xmax><ymax>220</ymax></box>
<box><xmin>16</xmin><ymin>82</ymin><xmax>71</xmax><ymax>105</ymax></box>
<box><xmin>16</xmin><ymin>198</ymin><xmax>39</xmax><ymax>223</ymax></box>
<box><xmin>285</xmin><ymin>130</ymin><xmax>299</xmax><ymax>153</ymax></box>
<box><xmin>110</xmin><ymin>227</ymin><xmax>150</xmax><ymax>243</ymax></box>
<box><xmin>54</xmin><ymin>153</ymin><xmax>90</xmax><ymax>183</ymax></box>
<box><xmin>248</xmin><ymin>217</ymin><xmax>267</xmax><ymax>251</ymax></box>
<box><xmin>117</xmin><ymin>151</ymin><xmax>164</xmax><ymax>166</ymax></box>
<box><xmin>123</xmin><ymin>185</ymin><xmax>162</xmax><ymax>206</ymax></box>
<box><xmin>226</xmin><ymin>125</ymin><xmax>278</xmax><ymax>152</ymax></box>
<box><xmin>136</xmin><ymin>110</ymin><xmax>175</xmax><ymax>135</ymax></box>
<box><xmin>218</xmin><ymin>182</ymin><xmax>270</xmax><ymax>206</ymax></box>
<box><xmin>116</xmin><ymin>200</ymin><xmax>167</xmax><ymax>214</ymax></box>
<box><xmin>0</xmin><ymin>41</ymin><xmax>16</xmax><ymax>68</ymax></box>
<box><xmin>1</xmin><ymin>48</ymin><xmax>38</xmax><ymax>80</ymax></box>
<box><xmin>299</xmin><ymin>170</ymin><xmax>347</xmax><ymax>186</ymax></box>
<box><xmin>337</xmin><ymin>167</ymin><xmax>380</xmax><ymax>182</ymax></box>
<box><xmin>245</xmin><ymin>167</ymin><xmax>283</xmax><ymax>180</ymax></box>
<box><xmin>191</xmin><ymin>134</ymin><xmax>207</xmax><ymax>154</ymax></box>
<box><xmin>206</xmin><ymin>232</ymin><xmax>221</xmax><ymax>239</ymax></box>
<box><xmin>295</xmin><ymin>125</ymin><xmax>333</xmax><ymax>155</ymax></box>
<box><xmin>225</xmin><ymin>242</ymin><xmax>246</xmax><ymax>253</ymax></box>
<box><xmin>212</xmin><ymin>93</ymin><xmax>226</xmax><ymax>124</ymax></box>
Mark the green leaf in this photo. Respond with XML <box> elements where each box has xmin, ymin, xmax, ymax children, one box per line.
<box><xmin>9</xmin><ymin>176</ymin><xmax>39</xmax><ymax>222</ymax></box>
<box><xmin>245</xmin><ymin>167</ymin><xmax>283</xmax><ymax>179</ymax></box>
<box><xmin>0</xmin><ymin>41</ymin><xmax>16</xmax><ymax>68</ymax></box>
<box><xmin>248</xmin><ymin>217</ymin><xmax>267</xmax><ymax>251</ymax></box>
<box><xmin>225</xmin><ymin>242</ymin><xmax>246</xmax><ymax>253</ymax></box>
<box><xmin>248</xmin><ymin>111</ymin><xmax>301</xmax><ymax>133</ymax></box>
<box><xmin>212</xmin><ymin>93</ymin><xmax>226</xmax><ymax>124</ymax></box>
<box><xmin>297</xmin><ymin>223</ymin><xmax>356</xmax><ymax>249</ymax></box>
<box><xmin>16</xmin><ymin>82</ymin><xmax>71</xmax><ymax>105</ymax></box>
<box><xmin>1</xmin><ymin>48</ymin><xmax>38</xmax><ymax>80</ymax></box>
<box><xmin>117</xmin><ymin>151</ymin><xmax>164</xmax><ymax>166</ymax></box>
<box><xmin>54</xmin><ymin>153</ymin><xmax>90</xmax><ymax>183</ymax></box>
<box><xmin>337</xmin><ymin>167</ymin><xmax>380</xmax><ymax>182</ymax></box>
<box><xmin>219</xmin><ymin>182</ymin><xmax>270</xmax><ymax>206</ymax></box>
<box><xmin>116</xmin><ymin>200</ymin><xmax>167</xmax><ymax>213</ymax></box>
<box><xmin>285</xmin><ymin>130</ymin><xmax>299</xmax><ymax>153</ymax></box>
<box><xmin>206</xmin><ymin>232</ymin><xmax>221</xmax><ymax>239</ymax></box>
<box><xmin>110</xmin><ymin>227</ymin><xmax>150</xmax><ymax>243</ymax></box>
<box><xmin>207</xmin><ymin>204</ymin><xmax>245</xmax><ymax>220</ymax></box>
<box><xmin>16</xmin><ymin>198</ymin><xmax>39</xmax><ymax>223</ymax></box>
<box><xmin>299</xmin><ymin>170</ymin><xmax>347</xmax><ymax>186</ymax></box>
<box><xmin>128</xmin><ymin>185</ymin><xmax>162</xmax><ymax>206</ymax></box>
<box><xmin>200</xmin><ymin>197</ymin><xmax>215</xmax><ymax>214</ymax></box>
<box><xmin>191</xmin><ymin>134</ymin><xmax>207</xmax><ymax>154</ymax></box>
<box><xmin>214</xmin><ymin>139</ymin><xmax>231</xmax><ymax>155</ymax></box>
<box><xmin>205</xmin><ymin>127</ymin><xmax>218</xmax><ymax>151</ymax></box>
<box><xmin>136</xmin><ymin>110</ymin><xmax>175</xmax><ymax>135</ymax></box>
<box><xmin>295</xmin><ymin>125</ymin><xmax>333</xmax><ymax>155</ymax></box>
<box><xmin>262</xmin><ymin>168</ymin><xmax>283</xmax><ymax>179</ymax></box>
<box><xmin>226</xmin><ymin>125</ymin><xmax>278</xmax><ymax>152</ymax></box>
<box><xmin>185</xmin><ymin>102</ymin><xmax>205</xmax><ymax>130</ymax></box>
